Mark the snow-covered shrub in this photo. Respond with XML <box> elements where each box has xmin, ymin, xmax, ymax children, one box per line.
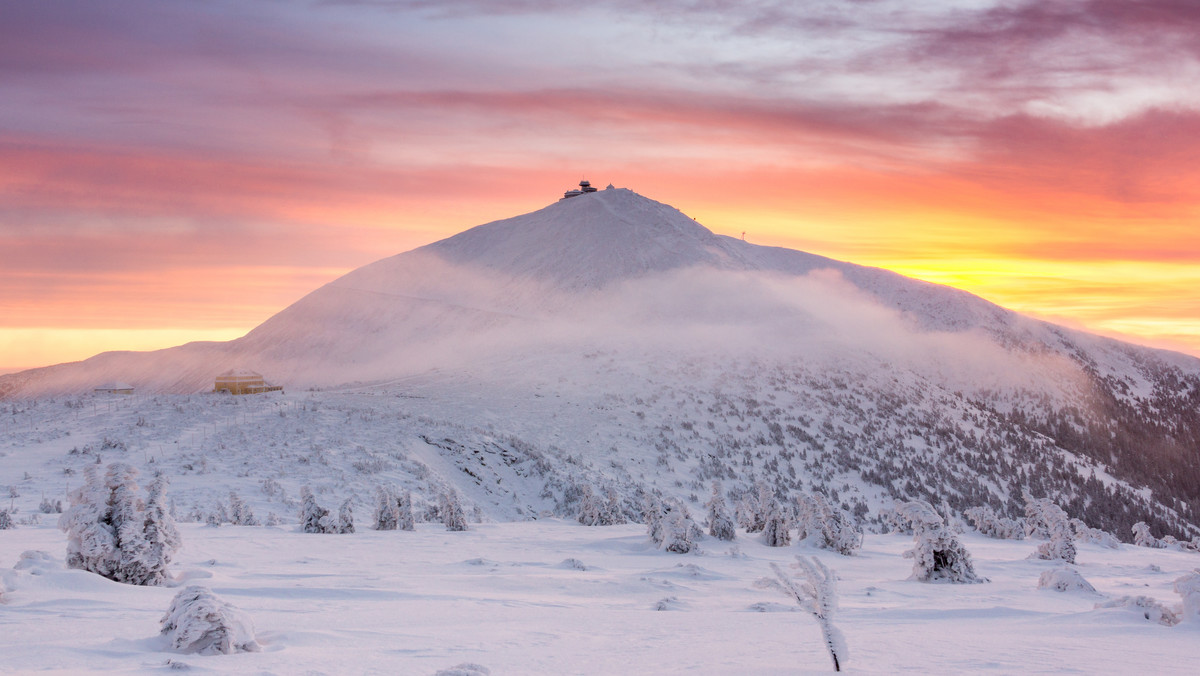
<box><xmin>661</xmin><ymin>499</ymin><xmax>701</xmax><ymax>554</ymax></box>
<box><xmin>798</xmin><ymin>494</ymin><xmax>862</xmax><ymax>556</ymax></box>
<box><xmin>577</xmin><ymin>484</ymin><xmax>604</xmax><ymax>526</ymax></box>
<box><xmin>1174</xmin><ymin>569</ymin><xmax>1200</xmax><ymax>622</ymax></box>
<box><xmin>441</xmin><ymin>490</ymin><xmax>468</xmax><ymax>532</ymax></box>
<box><xmin>433</xmin><ymin>664</ymin><xmax>490</xmax><ymax>676</ymax></box>
<box><xmin>58</xmin><ymin>464</ymin><xmax>180</xmax><ymax>585</ymax></box>
<box><xmin>1023</xmin><ymin>493</ymin><xmax>1076</xmax><ymax>564</ymax></box>
<box><xmin>896</xmin><ymin>500</ymin><xmax>986</xmax><ymax>584</ymax></box>
<box><xmin>374</xmin><ymin>486</ymin><xmax>399</xmax><ymax>530</ymax></box>
<box><xmin>298</xmin><ymin>486</ymin><xmax>334</xmax><ymax>534</ymax></box>
<box><xmin>161</xmin><ymin>586</ymin><xmax>261</xmax><ymax>655</ymax></box>
<box><xmin>1038</xmin><ymin>567</ymin><xmax>1096</xmax><ymax>593</ymax></box>
<box><xmin>644</xmin><ymin>495</ymin><xmax>665</xmax><ymax>545</ymax></box>
<box><xmin>764</xmin><ymin>556</ymin><xmax>848</xmax><ymax>672</ymax></box>
<box><xmin>1131</xmin><ymin>521</ymin><xmax>1165</xmax><ymax>548</ymax></box>
<box><xmin>338</xmin><ymin>498</ymin><xmax>355</xmax><ymax>534</ymax></box>
<box><xmin>737</xmin><ymin>481</ymin><xmax>773</xmax><ymax>534</ymax></box>
<box><xmin>1069</xmin><ymin>518</ymin><xmax>1120</xmax><ymax>548</ymax></box>
<box><xmin>228</xmin><ymin>492</ymin><xmax>258</xmax><ymax>526</ymax></box>
<box><xmin>602</xmin><ymin>488</ymin><xmax>626</xmax><ymax>525</ymax></box>
<box><xmin>964</xmin><ymin>505</ymin><xmax>1024</xmax><ymax>540</ymax></box>
<box><xmin>38</xmin><ymin>498</ymin><xmax>62</xmax><ymax>514</ymax></box>
<box><xmin>0</xmin><ymin>509</ymin><xmax>14</xmax><ymax>530</ymax></box>
<box><xmin>705</xmin><ymin>482</ymin><xmax>736</xmax><ymax>541</ymax></box>
<box><xmin>398</xmin><ymin>491</ymin><xmax>415</xmax><ymax>531</ymax></box>
<box><xmin>1095</xmin><ymin>595</ymin><xmax>1180</xmax><ymax>626</ymax></box>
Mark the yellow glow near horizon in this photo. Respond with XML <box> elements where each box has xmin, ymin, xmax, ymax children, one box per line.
<box><xmin>0</xmin><ymin>328</ymin><xmax>252</xmax><ymax>374</ymax></box>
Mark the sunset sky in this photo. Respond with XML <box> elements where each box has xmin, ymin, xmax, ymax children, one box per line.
<box><xmin>4</xmin><ymin>0</ymin><xmax>1200</xmax><ymax>371</ymax></box>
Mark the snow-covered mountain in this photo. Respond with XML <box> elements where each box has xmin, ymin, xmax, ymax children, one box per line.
<box><xmin>3</xmin><ymin>187</ymin><xmax>1200</xmax><ymax>540</ymax></box>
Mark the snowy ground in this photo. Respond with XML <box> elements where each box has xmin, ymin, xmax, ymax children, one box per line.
<box><xmin>2</xmin><ymin>521</ymin><xmax>1199</xmax><ymax>674</ymax></box>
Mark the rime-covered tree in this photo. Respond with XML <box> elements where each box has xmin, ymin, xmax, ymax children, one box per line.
<box><xmin>705</xmin><ymin>482</ymin><xmax>736</xmax><ymax>541</ymax></box>
<box><xmin>765</xmin><ymin>556</ymin><xmax>848</xmax><ymax>672</ymax></box>
<box><xmin>798</xmin><ymin>493</ymin><xmax>862</xmax><ymax>556</ymax></box>
<box><xmin>1070</xmin><ymin>518</ymin><xmax>1120</xmax><ymax>549</ymax></box>
<box><xmin>228</xmin><ymin>491</ymin><xmax>258</xmax><ymax>526</ymax></box>
<box><xmin>398</xmin><ymin>490</ymin><xmax>416</xmax><ymax>531</ymax></box>
<box><xmin>577</xmin><ymin>484</ymin><xmax>604</xmax><ymax>526</ymax></box>
<box><xmin>299</xmin><ymin>486</ymin><xmax>332</xmax><ymax>534</ymax></box>
<box><xmin>603</xmin><ymin>488</ymin><xmax>626</xmax><ymax>525</ymax></box>
<box><xmin>374</xmin><ymin>486</ymin><xmax>399</xmax><ymax>531</ymax></box>
<box><xmin>338</xmin><ymin>498</ymin><xmax>355</xmax><ymax>534</ymax></box>
<box><xmin>644</xmin><ymin>495</ymin><xmax>665</xmax><ymax>546</ymax></box>
<box><xmin>0</xmin><ymin>508</ymin><xmax>13</xmax><ymax>530</ymax></box>
<box><xmin>661</xmin><ymin>499</ymin><xmax>700</xmax><ymax>554</ymax></box>
<box><xmin>964</xmin><ymin>505</ymin><xmax>1024</xmax><ymax>540</ymax></box>
<box><xmin>896</xmin><ymin>500</ymin><xmax>986</xmax><ymax>584</ymax></box>
<box><xmin>58</xmin><ymin>463</ymin><xmax>179</xmax><ymax>585</ymax></box>
<box><xmin>1131</xmin><ymin>521</ymin><xmax>1165</xmax><ymax>548</ymax></box>
<box><xmin>1023</xmin><ymin>493</ymin><xmax>1076</xmax><ymax>563</ymax></box>
<box><xmin>161</xmin><ymin>586</ymin><xmax>261</xmax><ymax>655</ymax></box>
<box><xmin>761</xmin><ymin>497</ymin><xmax>792</xmax><ymax>547</ymax></box>
<box><xmin>441</xmin><ymin>489</ymin><xmax>468</xmax><ymax>532</ymax></box>
<box><xmin>1174</xmin><ymin>569</ymin><xmax>1200</xmax><ymax>622</ymax></box>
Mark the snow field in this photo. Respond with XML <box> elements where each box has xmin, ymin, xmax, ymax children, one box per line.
<box><xmin>3</xmin><ymin>521</ymin><xmax>1199</xmax><ymax>674</ymax></box>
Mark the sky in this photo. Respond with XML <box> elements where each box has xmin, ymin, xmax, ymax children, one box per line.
<box><xmin>3</xmin><ymin>0</ymin><xmax>1200</xmax><ymax>371</ymax></box>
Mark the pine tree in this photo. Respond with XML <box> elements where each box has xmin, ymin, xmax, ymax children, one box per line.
<box><xmin>662</xmin><ymin>499</ymin><xmax>700</xmax><ymax>554</ymax></box>
<box><xmin>761</xmin><ymin>497</ymin><xmax>792</xmax><ymax>547</ymax></box>
<box><xmin>338</xmin><ymin>498</ymin><xmax>355</xmax><ymax>534</ymax></box>
<box><xmin>374</xmin><ymin>486</ymin><xmax>399</xmax><ymax>531</ymax></box>
<box><xmin>766</xmin><ymin>556</ymin><xmax>848</xmax><ymax>672</ymax></box>
<box><xmin>440</xmin><ymin>490</ymin><xmax>468</xmax><ymax>532</ymax></box>
<box><xmin>299</xmin><ymin>486</ymin><xmax>331</xmax><ymax>534</ymax></box>
<box><xmin>1132</xmin><ymin>521</ymin><xmax>1165</xmax><ymax>548</ymax></box>
<box><xmin>705</xmin><ymin>482</ymin><xmax>736</xmax><ymax>541</ymax></box>
<box><xmin>603</xmin><ymin>488</ymin><xmax>626</xmax><ymax>525</ymax></box>
<box><xmin>896</xmin><ymin>500</ymin><xmax>986</xmax><ymax>584</ymax></box>
<box><xmin>228</xmin><ymin>491</ymin><xmax>258</xmax><ymax>526</ymax></box>
<box><xmin>577</xmin><ymin>484</ymin><xmax>604</xmax><ymax>526</ymax></box>
<box><xmin>398</xmin><ymin>491</ymin><xmax>415</xmax><ymax>531</ymax></box>
<box><xmin>1023</xmin><ymin>493</ymin><xmax>1076</xmax><ymax>563</ymax></box>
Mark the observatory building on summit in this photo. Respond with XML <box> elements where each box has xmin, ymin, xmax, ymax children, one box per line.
<box><xmin>561</xmin><ymin>179</ymin><xmax>599</xmax><ymax>200</ymax></box>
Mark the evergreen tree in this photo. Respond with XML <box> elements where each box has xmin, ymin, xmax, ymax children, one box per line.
<box><xmin>705</xmin><ymin>482</ymin><xmax>736</xmax><ymax>541</ymax></box>
<box><xmin>299</xmin><ymin>486</ymin><xmax>331</xmax><ymax>534</ymax></box>
<box><xmin>398</xmin><ymin>491</ymin><xmax>416</xmax><ymax>531</ymax></box>
<box><xmin>896</xmin><ymin>500</ymin><xmax>986</xmax><ymax>584</ymax></box>
<box><xmin>338</xmin><ymin>498</ymin><xmax>355</xmax><ymax>534</ymax></box>
<box><xmin>374</xmin><ymin>486</ymin><xmax>399</xmax><ymax>531</ymax></box>
<box><xmin>441</xmin><ymin>490</ymin><xmax>468</xmax><ymax>532</ymax></box>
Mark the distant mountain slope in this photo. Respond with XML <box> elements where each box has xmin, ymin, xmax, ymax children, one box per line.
<box><xmin>3</xmin><ymin>186</ymin><xmax>1199</xmax><ymax>537</ymax></box>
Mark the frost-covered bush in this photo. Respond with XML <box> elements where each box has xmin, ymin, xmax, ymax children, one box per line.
<box><xmin>896</xmin><ymin>500</ymin><xmax>985</xmax><ymax>584</ymax></box>
<box><xmin>441</xmin><ymin>490</ymin><xmax>468</xmax><ymax>532</ymax></box>
<box><xmin>764</xmin><ymin>556</ymin><xmax>848</xmax><ymax>672</ymax></box>
<box><xmin>298</xmin><ymin>486</ymin><xmax>335</xmax><ymax>534</ymax></box>
<box><xmin>0</xmin><ymin>509</ymin><xmax>14</xmax><ymax>530</ymax></box>
<box><xmin>161</xmin><ymin>586</ymin><xmax>261</xmax><ymax>655</ymax></box>
<box><xmin>602</xmin><ymin>488</ymin><xmax>626</xmax><ymax>526</ymax></box>
<box><xmin>39</xmin><ymin>498</ymin><xmax>62</xmax><ymax>514</ymax></box>
<box><xmin>736</xmin><ymin>481</ymin><xmax>773</xmax><ymax>534</ymax></box>
<box><xmin>798</xmin><ymin>494</ymin><xmax>862</xmax><ymax>556</ymax></box>
<box><xmin>662</xmin><ymin>499</ymin><xmax>701</xmax><ymax>554</ymax></box>
<box><xmin>1069</xmin><ymin>518</ymin><xmax>1120</xmax><ymax>549</ymax></box>
<box><xmin>58</xmin><ymin>464</ymin><xmax>180</xmax><ymax>585</ymax></box>
<box><xmin>1038</xmin><ymin>567</ymin><xmax>1096</xmax><ymax>593</ymax></box>
<box><xmin>1095</xmin><ymin>595</ymin><xmax>1180</xmax><ymax>626</ymax></box>
<box><xmin>1131</xmin><ymin>521</ymin><xmax>1165</xmax><ymax>549</ymax></box>
<box><xmin>1174</xmin><ymin>569</ymin><xmax>1200</xmax><ymax>622</ymax></box>
<box><xmin>228</xmin><ymin>492</ymin><xmax>258</xmax><ymax>526</ymax></box>
<box><xmin>398</xmin><ymin>491</ymin><xmax>415</xmax><ymax>531</ymax></box>
<box><xmin>338</xmin><ymin>498</ymin><xmax>355</xmax><ymax>534</ymax></box>
<box><xmin>577</xmin><ymin>484</ymin><xmax>605</xmax><ymax>526</ymax></box>
<box><xmin>1023</xmin><ymin>493</ymin><xmax>1076</xmax><ymax>564</ymax></box>
<box><xmin>964</xmin><ymin>505</ymin><xmax>1024</xmax><ymax>540</ymax></box>
<box><xmin>705</xmin><ymin>482</ymin><xmax>736</xmax><ymax>541</ymax></box>
<box><xmin>374</xmin><ymin>486</ymin><xmax>399</xmax><ymax>530</ymax></box>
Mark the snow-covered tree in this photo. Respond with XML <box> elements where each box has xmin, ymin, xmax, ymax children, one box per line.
<box><xmin>602</xmin><ymin>488</ymin><xmax>626</xmax><ymax>525</ymax></box>
<box><xmin>58</xmin><ymin>463</ymin><xmax>179</xmax><ymax>585</ymax></box>
<box><xmin>964</xmin><ymin>505</ymin><xmax>1024</xmax><ymax>540</ymax></box>
<box><xmin>0</xmin><ymin>508</ymin><xmax>13</xmax><ymax>530</ymax></box>
<box><xmin>398</xmin><ymin>490</ymin><xmax>415</xmax><ymax>531</ymax></box>
<box><xmin>798</xmin><ymin>493</ymin><xmax>862</xmax><ymax>556</ymax></box>
<box><xmin>161</xmin><ymin>586</ymin><xmax>261</xmax><ymax>655</ymax></box>
<box><xmin>761</xmin><ymin>497</ymin><xmax>792</xmax><ymax>547</ymax></box>
<box><xmin>577</xmin><ymin>484</ymin><xmax>604</xmax><ymax>526</ymax></box>
<box><xmin>644</xmin><ymin>495</ymin><xmax>665</xmax><ymax>546</ymax></box>
<box><xmin>228</xmin><ymin>491</ymin><xmax>258</xmax><ymax>526</ymax></box>
<box><xmin>374</xmin><ymin>486</ymin><xmax>399</xmax><ymax>531</ymax></box>
<box><xmin>705</xmin><ymin>482</ymin><xmax>736</xmax><ymax>541</ymax></box>
<box><xmin>661</xmin><ymin>499</ymin><xmax>700</xmax><ymax>554</ymax></box>
<box><xmin>1070</xmin><ymin>518</ymin><xmax>1120</xmax><ymax>548</ymax></box>
<box><xmin>299</xmin><ymin>486</ymin><xmax>333</xmax><ymax>534</ymax></box>
<box><xmin>1131</xmin><ymin>521</ymin><xmax>1165</xmax><ymax>548</ymax></box>
<box><xmin>441</xmin><ymin>490</ymin><xmax>468</xmax><ymax>532</ymax></box>
<box><xmin>1174</xmin><ymin>569</ymin><xmax>1200</xmax><ymax>622</ymax></box>
<box><xmin>896</xmin><ymin>500</ymin><xmax>986</xmax><ymax>584</ymax></box>
<box><xmin>338</xmin><ymin>498</ymin><xmax>355</xmax><ymax>534</ymax></box>
<box><xmin>765</xmin><ymin>556</ymin><xmax>848</xmax><ymax>672</ymax></box>
<box><xmin>1023</xmin><ymin>493</ymin><xmax>1076</xmax><ymax>563</ymax></box>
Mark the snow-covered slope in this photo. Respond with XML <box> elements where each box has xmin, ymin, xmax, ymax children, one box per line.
<box><xmin>3</xmin><ymin>187</ymin><xmax>1200</xmax><ymax>538</ymax></box>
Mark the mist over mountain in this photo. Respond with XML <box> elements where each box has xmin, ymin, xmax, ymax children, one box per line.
<box><xmin>4</xmin><ymin>187</ymin><xmax>1200</xmax><ymax>539</ymax></box>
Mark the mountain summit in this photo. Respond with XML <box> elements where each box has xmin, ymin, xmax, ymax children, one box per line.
<box><xmin>3</xmin><ymin>186</ymin><xmax>1200</xmax><ymax>539</ymax></box>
